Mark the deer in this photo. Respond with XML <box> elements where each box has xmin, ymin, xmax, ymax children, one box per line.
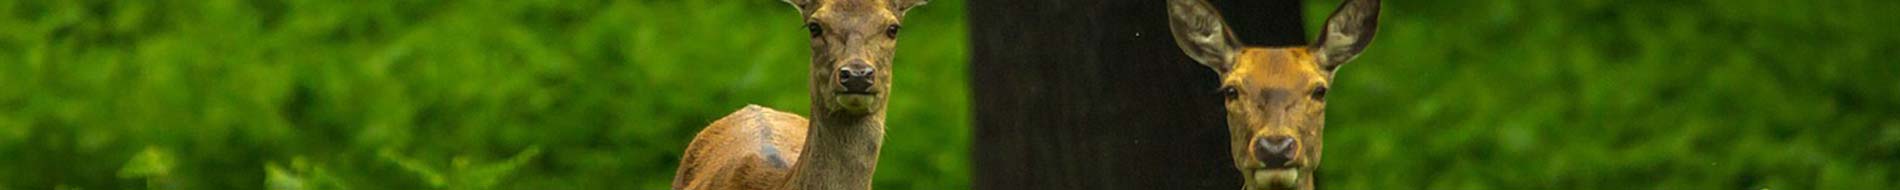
<box><xmin>671</xmin><ymin>0</ymin><xmax>928</xmax><ymax>189</ymax></box>
<box><xmin>1166</xmin><ymin>0</ymin><xmax>1380</xmax><ymax>189</ymax></box>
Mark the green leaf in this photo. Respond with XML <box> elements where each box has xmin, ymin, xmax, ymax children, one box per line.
<box><xmin>118</xmin><ymin>146</ymin><xmax>175</xmax><ymax>179</ymax></box>
<box><xmin>379</xmin><ymin>148</ymin><xmax>446</xmax><ymax>188</ymax></box>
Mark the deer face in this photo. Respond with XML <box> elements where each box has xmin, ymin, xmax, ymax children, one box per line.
<box><xmin>784</xmin><ymin>0</ymin><xmax>928</xmax><ymax>115</ymax></box>
<box><xmin>1167</xmin><ymin>0</ymin><xmax>1379</xmax><ymax>189</ymax></box>
<box><xmin>1218</xmin><ymin>48</ymin><xmax>1329</xmax><ymax>190</ymax></box>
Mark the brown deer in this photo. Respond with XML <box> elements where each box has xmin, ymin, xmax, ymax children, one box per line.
<box><xmin>1166</xmin><ymin>0</ymin><xmax>1380</xmax><ymax>189</ymax></box>
<box><xmin>671</xmin><ymin>0</ymin><xmax>928</xmax><ymax>189</ymax></box>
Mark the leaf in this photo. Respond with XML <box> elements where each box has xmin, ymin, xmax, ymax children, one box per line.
<box><xmin>266</xmin><ymin>163</ymin><xmax>306</xmax><ymax>190</ymax></box>
<box><xmin>379</xmin><ymin>148</ymin><xmax>446</xmax><ymax>188</ymax></box>
<box><xmin>454</xmin><ymin>146</ymin><xmax>543</xmax><ymax>189</ymax></box>
<box><xmin>118</xmin><ymin>146</ymin><xmax>175</xmax><ymax>179</ymax></box>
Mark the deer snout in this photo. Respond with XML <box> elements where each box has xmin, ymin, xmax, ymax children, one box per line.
<box><xmin>838</xmin><ymin>60</ymin><xmax>876</xmax><ymax>93</ymax></box>
<box><xmin>1251</xmin><ymin>135</ymin><xmax>1299</xmax><ymax>168</ymax></box>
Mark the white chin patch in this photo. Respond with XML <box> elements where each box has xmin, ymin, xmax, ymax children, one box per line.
<box><xmin>835</xmin><ymin>94</ymin><xmax>876</xmax><ymax>112</ymax></box>
<box><xmin>1252</xmin><ymin>169</ymin><xmax>1300</xmax><ymax>188</ymax></box>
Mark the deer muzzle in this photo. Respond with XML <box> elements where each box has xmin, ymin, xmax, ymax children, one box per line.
<box><xmin>1246</xmin><ymin>134</ymin><xmax>1305</xmax><ymax>190</ymax></box>
<box><xmin>1251</xmin><ymin>135</ymin><xmax>1299</xmax><ymax>169</ymax></box>
<box><xmin>837</xmin><ymin>61</ymin><xmax>876</xmax><ymax>94</ymax></box>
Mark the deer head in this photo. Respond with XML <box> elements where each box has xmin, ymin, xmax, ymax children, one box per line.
<box><xmin>783</xmin><ymin>0</ymin><xmax>929</xmax><ymax>117</ymax></box>
<box><xmin>1166</xmin><ymin>0</ymin><xmax>1380</xmax><ymax>189</ymax></box>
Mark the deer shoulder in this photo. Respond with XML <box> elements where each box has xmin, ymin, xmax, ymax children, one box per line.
<box><xmin>674</xmin><ymin>105</ymin><xmax>809</xmax><ymax>190</ymax></box>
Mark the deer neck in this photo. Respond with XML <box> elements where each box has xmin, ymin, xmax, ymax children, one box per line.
<box><xmin>784</xmin><ymin>96</ymin><xmax>887</xmax><ymax>189</ymax></box>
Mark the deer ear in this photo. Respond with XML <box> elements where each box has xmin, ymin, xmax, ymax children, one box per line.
<box><xmin>891</xmin><ymin>0</ymin><xmax>929</xmax><ymax>18</ymax></box>
<box><xmin>782</xmin><ymin>0</ymin><xmax>814</xmax><ymax>15</ymax></box>
<box><xmin>1312</xmin><ymin>0</ymin><xmax>1380</xmax><ymax>73</ymax></box>
<box><xmin>1167</xmin><ymin>0</ymin><xmax>1241</xmax><ymax>74</ymax></box>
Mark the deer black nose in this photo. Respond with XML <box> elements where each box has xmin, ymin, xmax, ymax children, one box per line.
<box><xmin>838</xmin><ymin>61</ymin><xmax>875</xmax><ymax>93</ymax></box>
<box><xmin>1252</xmin><ymin>135</ymin><xmax>1298</xmax><ymax>168</ymax></box>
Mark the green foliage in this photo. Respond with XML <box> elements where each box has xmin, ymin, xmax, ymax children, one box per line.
<box><xmin>0</xmin><ymin>0</ymin><xmax>969</xmax><ymax>189</ymax></box>
<box><xmin>2</xmin><ymin>0</ymin><xmax>1893</xmax><ymax>189</ymax></box>
<box><xmin>266</xmin><ymin>157</ymin><xmax>349</xmax><ymax>190</ymax></box>
<box><xmin>118</xmin><ymin>147</ymin><xmax>174</xmax><ymax>179</ymax></box>
<box><xmin>1308</xmin><ymin>0</ymin><xmax>1900</xmax><ymax>189</ymax></box>
<box><xmin>377</xmin><ymin>146</ymin><xmax>541</xmax><ymax>189</ymax></box>
<box><xmin>118</xmin><ymin>147</ymin><xmax>177</xmax><ymax>190</ymax></box>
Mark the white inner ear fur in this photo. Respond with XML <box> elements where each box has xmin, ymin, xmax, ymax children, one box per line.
<box><xmin>1324</xmin><ymin>27</ymin><xmax>1358</xmax><ymax>51</ymax></box>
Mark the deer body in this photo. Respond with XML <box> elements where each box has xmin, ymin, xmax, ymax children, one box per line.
<box><xmin>1167</xmin><ymin>0</ymin><xmax>1382</xmax><ymax>189</ymax></box>
<box><xmin>672</xmin><ymin>0</ymin><xmax>926</xmax><ymax>189</ymax></box>
<box><xmin>673</xmin><ymin>105</ymin><xmax>808</xmax><ymax>190</ymax></box>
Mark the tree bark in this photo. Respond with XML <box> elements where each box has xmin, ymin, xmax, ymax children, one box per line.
<box><xmin>968</xmin><ymin>0</ymin><xmax>1307</xmax><ymax>189</ymax></box>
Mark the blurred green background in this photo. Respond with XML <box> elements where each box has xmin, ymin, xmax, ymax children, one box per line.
<box><xmin>1320</xmin><ymin>0</ymin><xmax>1899</xmax><ymax>189</ymax></box>
<box><xmin>0</xmin><ymin>0</ymin><xmax>967</xmax><ymax>189</ymax></box>
<box><xmin>1</xmin><ymin>0</ymin><xmax>1896</xmax><ymax>189</ymax></box>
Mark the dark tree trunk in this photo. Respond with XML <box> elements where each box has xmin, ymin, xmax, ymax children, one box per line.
<box><xmin>967</xmin><ymin>0</ymin><xmax>1307</xmax><ymax>189</ymax></box>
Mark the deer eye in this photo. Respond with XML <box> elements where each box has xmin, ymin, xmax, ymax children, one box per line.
<box><xmin>1219</xmin><ymin>86</ymin><xmax>1240</xmax><ymax>100</ymax></box>
<box><xmin>885</xmin><ymin>24</ymin><xmax>902</xmax><ymax>38</ymax></box>
<box><xmin>1311</xmin><ymin>86</ymin><xmax>1328</xmax><ymax>101</ymax></box>
<box><xmin>805</xmin><ymin>22</ymin><xmax>823</xmax><ymax>38</ymax></box>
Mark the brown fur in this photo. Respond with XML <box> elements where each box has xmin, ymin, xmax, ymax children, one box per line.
<box><xmin>1223</xmin><ymin>48</ymin><xmax>1329</xmax><ymax>190</ymax></box>
<box><xmin>1168</xmin><ymin>0</ymin><xmax>1380</xmax><ymax>189</ymax></box>
<box><xmin>672</xmin><ymin>0</ymin><xmax>927</xmax><ymax>189</ymax></box>
<box><xmin>674</xmin><ymin>105</ymin><xmax>809</xmax><ymax>190</ymax></box>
